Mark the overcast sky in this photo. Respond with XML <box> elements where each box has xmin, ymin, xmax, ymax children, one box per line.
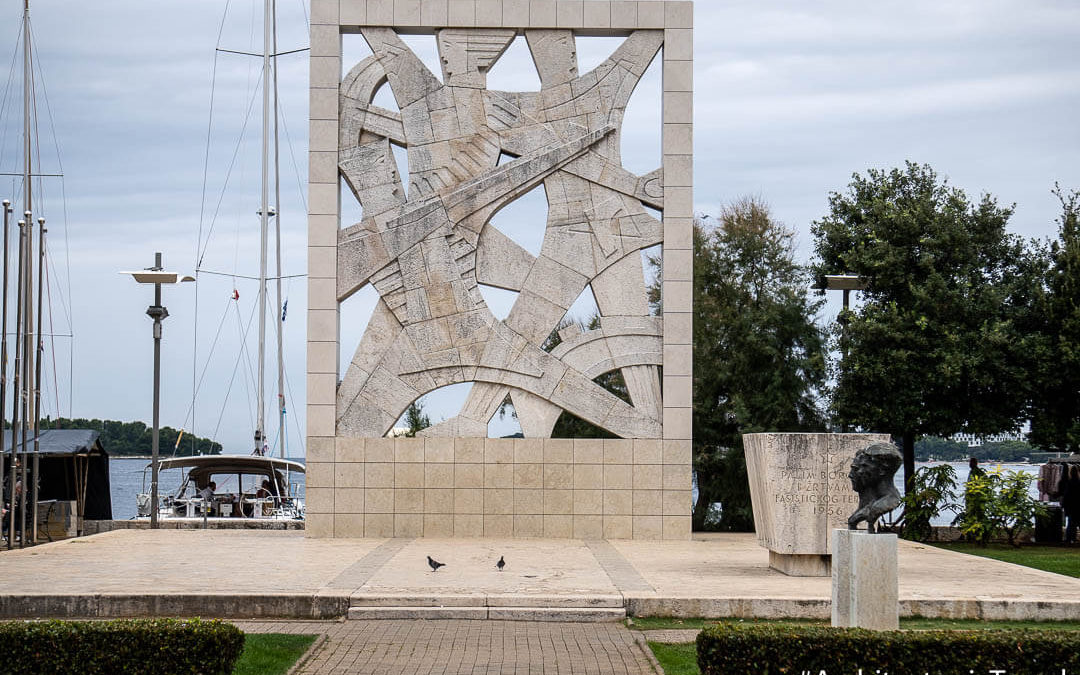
<box><xmin>0</xmin><ymin>1</ymin><xmax>1076</xmax><ymax>455</ymax></box>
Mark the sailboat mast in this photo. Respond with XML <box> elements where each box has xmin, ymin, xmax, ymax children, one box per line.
<box><xmin>272</xmin><ymin>0</ymin><xmax>286</xmax><ymax>459</ymax></box>
<box><xmin>21</xmin><ymin>0</ymin><xmax>36</xmax><ymax>546</ymax></box>
<box><xmin>255</xmin><ymin>0</ymin><xmax>272</xmax><ymax>455</ymax></box>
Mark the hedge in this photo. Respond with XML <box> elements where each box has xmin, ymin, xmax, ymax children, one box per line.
<box><xmin>0</xmin><ymin>618</ymin><xmax>245</xmax><ymax>675</ymax></box>
<box><xmin>697</xmin><ymin>622</ymin><xmax>1080</xmax><ymax>675</ymax></box>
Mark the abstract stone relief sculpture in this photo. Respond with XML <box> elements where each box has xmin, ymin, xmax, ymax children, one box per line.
<box><xmin>336</xmin><ymin>27</ymin><xmax>666</xmax><ymax>439</ymax></box>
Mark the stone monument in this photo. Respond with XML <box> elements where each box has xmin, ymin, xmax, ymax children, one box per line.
<box><xmin>832</xmin><ymin>441</ymin><xmax>902</xmax><ymax>631</ymax></box>
<box><xmin>306</xmin><ymin>0</ymin><xmax>694</xmax><ymax>539</ymax></box>
<box><xmin>743</xmin><ymin>432</ymin><xmax>889</xmax><ymax>576</ymax></box>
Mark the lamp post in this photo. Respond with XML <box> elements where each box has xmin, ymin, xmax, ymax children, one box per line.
<box><xmin>122</xmin><ymin>252</ymin><xmax>194</xmax><ymax>528</ymax></box>
<box><xmin>824</xmin><ymin>275</ymin><xmax>868</xmax><ymax>433</ymax></box>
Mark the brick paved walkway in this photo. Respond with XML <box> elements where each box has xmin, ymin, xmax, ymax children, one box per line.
<box><xmin>237</xmin><ymin>620</ymin><xmax>660</xmax><ymax>674</ymax></box>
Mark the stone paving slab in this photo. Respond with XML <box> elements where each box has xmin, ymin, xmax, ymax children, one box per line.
<box><xmin>236</xmin><ymin>620</ymin><xmax>659</xmax><ymax>675</ymax></box>
<box><xmin>1</xmin><ymin>530</ymin><xmax>1079</xmax><ymax>620</ymax></box>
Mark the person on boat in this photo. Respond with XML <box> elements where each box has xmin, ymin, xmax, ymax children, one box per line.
<box><xmin>255</xmin><ymin>479</ymin><xmax>273</xmax><ymax>499</ymax></box>
<box><xmin>198</xmin><ymin>481</ymin><xmax>216</xmax><ymax>502</ymax></box>
<box><xmin>197</xmin><ymin>481</ymin><xmax>217</xmax><ymax>515</ymax></box>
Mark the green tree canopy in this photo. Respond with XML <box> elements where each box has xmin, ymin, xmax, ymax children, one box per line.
<box><xmin>39</xmin><ymin>417</ymin><xmax>223</xmax><ymax>456</ymax></box>
<box><xmin>1028</xmin><ymin>186</ymin><xmax>1080</xmax><ymax>452</ymax></box>
<box><xmin>402</xmin><ymin>401</ymin><xmax>432</xmax><ymax>437</ymax></box>
<box><xmin>693</xmin><ymin>198</ymin><xmax>827</xmax><ymax>531</ymax></box>
<box><xmin>812</xmin><ymin>162</ymin><xmax>1040</xmax><ymax>491</ymax></box>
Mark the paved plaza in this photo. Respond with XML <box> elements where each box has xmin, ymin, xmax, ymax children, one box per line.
<box><xmin>0</xmin><ymin>530</ymin><xmax>1078</xmax><ymax>620</ymax></box>
<box><xmin>238</xmin><ymin>620</ymin><xmax>660</xmax><ymax>675</ymax></box>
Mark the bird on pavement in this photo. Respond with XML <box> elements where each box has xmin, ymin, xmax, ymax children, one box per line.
<box><xmin>428</xmin><ymin>555</ymin><xmax>446</xmax><ymax>572</ymax></box>
<box><xmin>496</xmin><ymin>556</ymin><xmax>505</xmax><ymax>571</ymax></box>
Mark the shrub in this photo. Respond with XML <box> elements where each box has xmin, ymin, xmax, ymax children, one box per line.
<box><xmin>898</xmin><ymin>463</ymin><xmax>958</xmax><ymax>541</ymax></box>
<box><xmin>697</xmin><ymin>622</ymin><xmax>1080</xmax><ymax>675</ymax></box>
<box><xmin>0</xmin><ymin>618</ymin><xmax>244</xmax><ymax>675</ymax></box>
<box><xmin>955</xmin><ymin>470</ymin><xmax>1047</xmax><ymax>546</ymax></box>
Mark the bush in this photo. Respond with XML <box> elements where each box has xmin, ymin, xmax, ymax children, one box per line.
<box><xmin>898</xmin><ymin>463</ymin><xmax>958</xmax><ymax>542</ymax></box>
<box><xmin>956</xmin><ymin>470</ymin><xmax>1047</xmax><ymax>546</ymax></box>
<box><xmin>0</xmin><ymin>618</ymin><xmax>244</xmax><ymax>675</ymax></box>
<box><xmin>697</xmin><ymin>622</ymin><xmax>1080</xmax><ymax>675</ymax></box>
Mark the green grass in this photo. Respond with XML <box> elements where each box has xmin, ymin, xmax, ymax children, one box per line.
<box><xmin>233</xmin><ymin>633</ymin><xmax>318</xmax><ymax>675</ymax></box>
<box><xmin>648</xmin><ymin>642</ymin><xmax>698</xmax><ymax>675</ymax></box>
<box><xmin>929</xmin><ymin>542</ymin><xmax>1080</xmax><ymax>578</ymax></box>
<box><xmin>629</xmin><ymin>617</ymin><xmax>819</xmax><ymax>631</ymax></box>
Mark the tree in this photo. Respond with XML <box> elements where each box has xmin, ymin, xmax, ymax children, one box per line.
<box><xmin>403</xmin><ymin>401</ymin><xmax>431</xmax><ymax>437</ymax></box>
<box><xmin>1029</xmin><ymin>186</ymin><xmax>1080</xmax><ymax>452</ymax></box>
<box><xmin>812</xmin><ymin>162</ymin><xmax>1039</xmax><ymax>493</ymax></box>
<box><xmin>38</xmin><ymin>417</ymin><xmax>222</xmax><ymax>456</ymax></box>
<box><xmin>692</xmin><ymin>198</ymin><xmax>827</xmax><ymax>531</ymax></box>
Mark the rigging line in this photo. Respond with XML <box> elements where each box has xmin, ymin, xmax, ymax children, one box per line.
<box><xmin>216</xmin><ymin>46</ymin><xmax>309</xmax><ymax>58</ymax></box>
<box><xmin>275</xmin><ymin>93</ymin><xmax>308</xmax><ymax>213</ymax></box>
<box><xmin>44</xmin><ymin>256</ymin><xmax>59</xmax><ymax>418</ymax></box>
<box><xmin>210</xmin><ymin>316</ymin><xmax>250</xmax><ymax>447</ymax></box>
<box><xmin>29</xmin><ymin>21</ymin><xmax>63</xmax><ymax>182</ymax></box>
<box><xmin>195</xmin><ymin>268</ymin><xmax>306</xmax><ymax>280</ymax></box>
<box><xmin>44</xmin><ymin>248</ymin><xmax>70</xmax><ymax>328</ymax></box>
<box><xmin>179</xmin><ymin>297</ymin><xmax>233</xmax><ymax>430</ymax></box>
<box><xmin>196</xmin><ymin>80</ymin><xmax>263</xmax><ymax>268</ymax></box>
<box><xmin>281</xmin><ymin>353</ymin><xmax>304</xmax><ymax>454</ymax></box>
<box><xmin>298</xmin><ymin>0</ymin><xmax>310</xmax><ymax>28</ymax></box>
<box><xmin>197</xmin><ymin>0</ymin><xmax>233</xmax><ymax>265</ymax></box>
<box><xmin>213</xmin><ymin>297</ymin><xmax>259</xmax><ymax>444</ymax></box>
<box><xmin>236</xmin><ymin>287</ymin><xmax>260</xmax><ymax>432</ymax></box>
<box><xmin>192</xmin><ymin>0</ymin><xmax>234</xmax><ymax>457</ymax></box>
<box><xmin>0</xmin><ymin>23</ymin><xmax>20</xmax><ymax>174</ymax></box>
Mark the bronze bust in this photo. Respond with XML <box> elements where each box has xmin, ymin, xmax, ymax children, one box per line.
<box><xmin>847</xmin><ymin>441</ymin><xmax>903</xmax><ymax>533</ymax></box>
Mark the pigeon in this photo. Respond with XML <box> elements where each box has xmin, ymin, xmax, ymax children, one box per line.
<box><xmin>496</xmin><ymin>556</ymin><xmax>505</xmax><ymax>572</ymax></box>
<box><xmin>427</xmin><ymin>555</ymin><xmax>446</xmax><ymax>572</ymax></box>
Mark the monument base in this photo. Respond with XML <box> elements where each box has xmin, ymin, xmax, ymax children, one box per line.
<box><xmin>769</xmin><ymin>551</ymin><xmax>830</xmax><ymax>577</ymax></box>
<box><xmin>831</xmin><ymin>529</ymin><xmax>898</xmax><ymax>630</ymax></box>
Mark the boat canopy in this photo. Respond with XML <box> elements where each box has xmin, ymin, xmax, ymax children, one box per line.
<box><xmin>152</xmin><ymin>454</ymin><xmax>305</xmax><ymax>475</ymax></box>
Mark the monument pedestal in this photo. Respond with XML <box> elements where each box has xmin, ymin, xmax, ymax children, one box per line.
<box><xmin>744</xmin><ymin>433</ymin><xmax>890</xmax><ymax>576</ymax></box>
<box><xmin>831</xmin><ymin>529</ymin><xmax>898</xmax><ymax>630</ymax></box>
<box><xmin>769</xmin><ymin>551</ymin><xmax>830</xmax><ymax>577</ymax></box>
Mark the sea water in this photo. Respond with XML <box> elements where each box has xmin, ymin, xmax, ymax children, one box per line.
<box><xmin>108</xmin><ymin>456</ymin><xmax>307</xmax><ymax>520</ymax></box>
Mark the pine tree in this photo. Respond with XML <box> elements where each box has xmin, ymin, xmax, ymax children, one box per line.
<box><xmin>693</xmin><ymin>198</ymin><xmax>827</xmax><ymax>530</ymax></box>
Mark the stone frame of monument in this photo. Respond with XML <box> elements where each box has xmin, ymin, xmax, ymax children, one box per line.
<box><xmin>306</xmin><ymin>0</ymin><xmax>693</xmax><ymax>540</ymax></box>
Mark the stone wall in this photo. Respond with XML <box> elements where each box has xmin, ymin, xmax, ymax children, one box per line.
<box><xmin>307</xmin><ymin>437</ymin><xmax>691</xmax><ymax>538</ymax></box>
<box><xmin>306</xmin><ymin>0</ymin><xmax>693</xmax><ymax>539</ymax></box>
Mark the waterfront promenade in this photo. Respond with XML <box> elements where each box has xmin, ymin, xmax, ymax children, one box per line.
<box><xmin>0</xmin><ymin>530</ymin><xmax>1077</xmax><ymax>620</ymax></box>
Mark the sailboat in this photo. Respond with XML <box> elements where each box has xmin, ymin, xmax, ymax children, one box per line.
<box><xmin>1</xmin><ymin>0</ymin><xmax>71</xmax><ymax>546</ymax></box>
<box><xmin>136</xmin><ymin>0</ymin><xmax>307</xmax><ymax>522</ymax></box>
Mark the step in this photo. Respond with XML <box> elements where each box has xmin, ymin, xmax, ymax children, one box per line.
<box><xmin>487</xmin><ymin>607</ymin><xmax>626</xmax><ymax>622</ymax></box>
<box><xmin>347</xmin><ymin>605</ymin><xmax>626</xmax><ymax>622</ymax></box>
<box><xmin>348</xmin><ymin>606</ymin><xmax>489</xmax><ymax>620</ymax></box>
<box><xmin>349</xmin><ymin>593</ymin><xmax>623</xmax><ymax>608</ymax></box>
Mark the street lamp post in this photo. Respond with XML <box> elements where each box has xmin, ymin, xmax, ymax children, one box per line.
<box><xmin>824</xmin><ymin>275</ymin><xmax>868</xmax><ymax>433</ymax></box>
<box><xmin>824</xmin><ymin>274</ymin><xmax>868</xmax><ymax>353</ymax></box>
<box><xmin>122</xmin><ymin>252</ymin><xmax>193</xmax><ymax>528</ymax></box>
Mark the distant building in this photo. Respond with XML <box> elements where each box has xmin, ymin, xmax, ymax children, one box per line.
<box><xmin>951</xmin><ymin>422</ymin><xmax>1030</xmax><ymax>447</ymax></box>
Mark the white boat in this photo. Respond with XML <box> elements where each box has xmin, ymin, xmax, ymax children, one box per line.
<box><xmin>133</xmin><ymin>0</ymin><xmax>307</xmax><ymax>523</ymax></box>
<box><xmin>137</xmin><ymin>455</ymin><xmax>304</xmax><ymax>521</ymax></box>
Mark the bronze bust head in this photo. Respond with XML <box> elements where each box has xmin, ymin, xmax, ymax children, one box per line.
<box><xmin>847</xmin><ymin>441</ymin><xmax>903</xmax><ymax>533</ymax></box>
